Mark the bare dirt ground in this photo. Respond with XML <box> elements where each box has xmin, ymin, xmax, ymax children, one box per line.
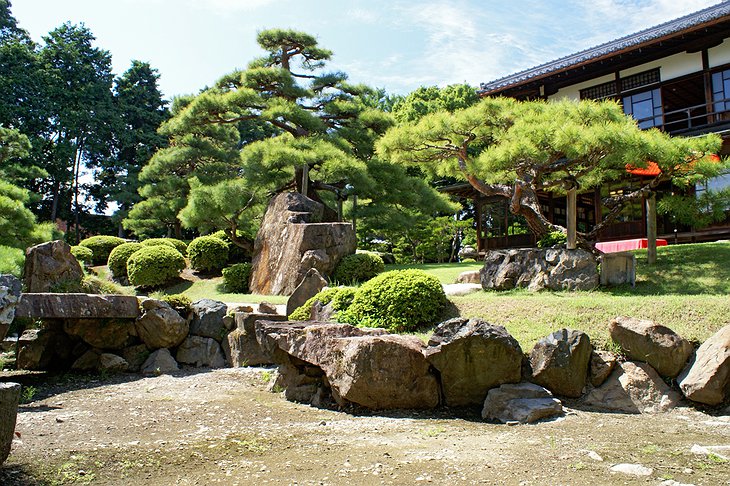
<box><xmin>1</xmin><ymin>367</ymin><xmax>729</xmax><ymax>485</ymax></box>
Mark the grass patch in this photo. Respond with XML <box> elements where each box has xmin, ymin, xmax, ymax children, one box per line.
<box><xmin>158</xmin><ymin>277</ymin><xmax>288</xmax><ymax>304</ymax></box>
<box><xmin>385</xmin><ymin>262</ymin><xmax>483</xmax><ymax>284</ymax></box>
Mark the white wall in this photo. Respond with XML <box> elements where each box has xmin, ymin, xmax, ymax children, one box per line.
<box><xmin>620</xmin><ymin>51</ymin><xmax>702</xmax><ymax>81</ymax></box>
<box><xmin>548</xmin><ymin>74</ymin><xmax>615</xmax><ymax>101</ymax></box>
<box><xmin>708</xmin><ymin>39</ymin><xmax>730</xmax><ymax>68</ymax></box>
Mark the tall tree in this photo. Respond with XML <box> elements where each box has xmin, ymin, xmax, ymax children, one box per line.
<box><xmin>378</xmin><ymin>97</ymin><xmax>725</xmax><ymax>246</ymax></box>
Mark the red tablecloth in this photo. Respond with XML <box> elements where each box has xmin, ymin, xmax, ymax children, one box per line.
<box><xmin>595</xmin><ymin>238</ymin><xmax>667</xmax><ymax>253</ymax></box>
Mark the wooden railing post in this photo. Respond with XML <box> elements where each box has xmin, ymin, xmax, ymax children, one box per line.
<box><xmin>567</xmin><ymin>187</ymin><xmax>577</xmax><ymax>250</ymax></box>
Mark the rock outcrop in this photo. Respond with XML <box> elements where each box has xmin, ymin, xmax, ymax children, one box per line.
<box><xmin>249</xmin><ymin>192</ymin><xmax>356</xmax><ymax>295</ymax></box>
<box><xmin>609</xmin><ymin>316</ymin><xmax>693</xmax><ymax>378</ymax></box>
<box><xmin>480</xmin><ymin>248</ymin><xmax>598</xmax><ymax>291</ymax></box>
<box><xmin>677</xmin><ymin>324</ymin><xmax>730</xmax><ymax>405</ymax></box>
<box><xmin>23</xmin><ymin>240</ymin><xmax>84</xmax><ymax>293</ymax></box>
<box><xmin>583</xmin><ymin>361</ymin><xmax>680</xmax><ymax>413</ymax></box>
<box><xmin>481</xmin><ymin>382</ymin><xmax>563</xmax><ymax>424</ymax></box>
<box><xmin>529</xmin><ymin>329</ymin><xmax>591</xmax><ymax>397</ymax></box>
<box><xmin>424</xmin><ymin>317</ymin><xmax>523</xmax><ymax>406</ymax></box>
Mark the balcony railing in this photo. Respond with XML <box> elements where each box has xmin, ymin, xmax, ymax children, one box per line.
<box><xmin>634</xmin><ymin>97</ymin><xmax>730</xmax><ymax>134</ymax></box>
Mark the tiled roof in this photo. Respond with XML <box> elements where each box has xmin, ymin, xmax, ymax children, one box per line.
<box><xmin>479</xmin><ymin>2</ymin><xmax>730</xmax><ymax>94</ymax></box>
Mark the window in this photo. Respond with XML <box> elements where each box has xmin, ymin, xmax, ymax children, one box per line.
<box><xmin>620</xmin><ymin>69</ymin><xmax>660</xmax><ymax>92</ymax></box>
<box><xmin>623</xmin><ymin>89</ymin><xmax>662</xmax><ymax>128</ymax></box>
<box><xmin>580</xmin><ymin>81</ymin><xmax>616</xmax><ymax>100</ymax></box>
<box><xmin>712</xmin><ymin>68</ymin><xmax>730</xmax><ymax>114</ymax></box>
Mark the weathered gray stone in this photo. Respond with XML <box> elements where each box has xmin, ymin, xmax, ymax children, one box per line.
<box><xmin>225</xmin><ymin>312</ymin><xmax>288</xmax><ymax>366</ymax></box>
<box><xmin>424</xmin><ymin>317</ymin><xmax>523</xmax><ymax>406</ymax></box>
<box><xmin>23</xmin><ymin>240</ymin><xmax>84</xmax><ymax>293</ymax></box>
<box><xmin>609</xmin><ymin>316</ymin><xmax>693</xmax><ymax>378</ymax></box>
<box><xmin>250</xmin><ymin>192</ymin><xmax>356</xmax><ymax>295</ymax></box>
<box><xmin>176</xmin><ymin>336</ymin><xmax>226</xmax><ymax>368</ymax></box>
<box><xmin>0</xmin><ymin>274</ymin><xmax>21</xmax><ymax>341</ymax></box>
<box><xmin>678</xmin><ymin>324</ymin><xmax>730</xmax><ymax>405</ymax></box>
<box><xmin>599</xmin><ymin>252</ymin><xmax>636</xmax><ymax>286</ymax></box>
<box><xmin>582</xmin><ymin>361</ymin><xmax>680</xmax><ymax>413</ymax></box>
<box><xmin>455</xmin><ymin>270</ymin><xmax>480</xmax><ymax>284</ymax></box>
<box><xmin>286</xmin><ymin>268</ymin><xmax>327</xmax><ymax>317</ymax></box>
<box><xmin>258</xmin><ymin>302</ymin><xmax>279</xmax><ymax>315</ymax></box>
<box><xmin>480</xmin><ymin>248</ymin><xmax>598</xmax><ymax>291</ymax></box>
<box><xmin>122</xmin><ymin>344</ymin><xmax>150</xmax><ymax>372</ymax></box>
<box><xmin>529</xmin><ymin>329</ymin><xmax>591</xmax><ymax>398</ymax></box>
<box><xmin>481</xmin><ymin>382</ymin><xmax>563</xmax><ymax>424</ymax></box>
<box><xmin>0</xmin><ymin>382</ymin><xmax>21</xmax><ymax>465</ymax></box>
<box><xmin>63</xmin><ymin>318</ymin><xmax>137</xmax><ymax>350</ymax></box>
<box><xmin>189</xmin><ymin>299</ymin><xmax>228</xmax><ymax>341</ymax></box>
<box><xmin>141</xmin><ymin>348</ymin><xmax>179</xmax><ymax>375</ymax></box>
<box><xmin>15</xmin><ymin>293</ymin><xmax>140</xmax><ymax>319</ymax></box>
<box><xmin>16</xmin><ymin>328</ymin><xmax>73</xmax><ymax>370</ymax></box>
<box><xmin>135</xmin><ymin>299</ymin><xmax>188</xmax><ymax>350</ymax></box>
<box><xmin>590</xmin><ymin>350</ymin><xmax>617</xmax><ymax>387</ymax></box>
<box><xmin>99</xmin><ymin>353</ymin><xmax>128</xmax><ymax>373</ymax></box>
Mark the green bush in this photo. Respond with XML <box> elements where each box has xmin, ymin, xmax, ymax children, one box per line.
<box><xmin>107</xmin><ymin>242</ymin><xmax>144</xmax><ymax>279</ymax></box>
<box><xmin>188</xmin><ymin>235</ymin><xmax>229</xmax><ymax>272</ymax></box>
<box><xmin>211</xmin><ymin>230</ymin><xmax>252</xmax><ymax>263</ymax></box>
<box><xmin>81</xmin><ymin>275</ymin><xmax>130</xmax><ymax>295</ymax></box>
<box><xmin>461</xmin><ymin>258</ymin><xmax>477</xmax><ymax>263</ymax></box>
<box><xmin>78</xmin><ymin>235</ymin><xmax>126</xmax><ymax>265</ymax></box>
<box><xmin>339</xmin><ymin>269</ymin><xmax>447</xmax><ymax>332</ymax></box>
<box><xmin>222</xmin><ymin>262</ymin><xmax>253</xmax><ymax>293</ymax></box>
<box><xmin>0</xmin><ymin>245</ymin><xmax>24</xmax><ymax>277</ymax></box>
<box><xmin>159</xmin><ymin>293</ymin><xmax>192</xmax><ymax>318</ymax></box>
<box><xmin>537</xmin><ymin>231</ymin><xmax>567</xmax><ymax>248</ymax></box>
<box><xmin>70</xmin><ymin>245</ymin><xmax>93</xmax><ymax>267</ymax></box>
<box><xmin>289</xmin><ymin>286</ymin><xmax>357</xmax><ymax>321</ymax></box>
<box><xmin>332</xmin><ymin>252</ymin><xmax>385</xmax><ymax>284</ymax></box>
<box><xmin>141</xmin><ymin>237</ymin><xmax>188</xmax><ymax>256</ymax></box>
<box><xmin>127</xmin><ymin>245</ymin><xmax>186</xmax><ymax>288</ymax></box>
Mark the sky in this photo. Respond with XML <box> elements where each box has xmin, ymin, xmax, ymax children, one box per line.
<box><xmin>11</xmin><ymin>0</ymin><xmax>723</xmax><ymax>100</ymax></box>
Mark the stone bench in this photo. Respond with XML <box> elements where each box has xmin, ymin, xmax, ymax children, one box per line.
<box><xmin>14</xmin><ymin>293</ymin><xmax>140</xmax><ymax>320</ymax></box>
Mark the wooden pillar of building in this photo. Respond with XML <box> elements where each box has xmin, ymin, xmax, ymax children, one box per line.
<box><xmin>567</xmin><ymin>188</ymin><xmax>577</xmax><ymax>250</ymax></box>
<box><xmin>646</xmin><ymin>192</ymin><xmax>657</xmax><ymax>265</ymax></box>
<box><xmin>702</xmin><ymin>49</ymin><xmax>714</xmax><ymax>124</ymax></box>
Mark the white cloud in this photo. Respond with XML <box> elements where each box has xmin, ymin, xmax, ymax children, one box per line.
<box><xmin>186</xmin><ymin>0</ymin><xmax>277</xmax><ymax>13</ymax></box>
<box><xmin>348</xmin><ymin>8</ymin><xmax>380</xmax><ymax>24</ymax></box>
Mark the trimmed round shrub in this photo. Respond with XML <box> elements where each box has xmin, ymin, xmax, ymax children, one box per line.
<box><xmin>70</xmin><ymin>245</ymin><xmax>93</xmax><ymax>267</ymax></box>
<box><xmin>107</xmin><ymin>242</ymin><xmax>144</xmax><ymax>280</ymax></box>
<box><xmin>339</xmin><ymin>269</ymin><xmax>447</xmax><ymax>333</ymax></box>
<box><xmin>78</xmin><ymin>235</ymin><xmax>126</xmax><ymax>265</ymax></box>
<box><xmin>187</xmin><ymin>235</ymin><xmax>229</xmax><ymax>272</ymax></box>
<box><xmin>211</xmin><ymin>230</ymin><xmax>252</xmax><ymax>263</ymax></box>
<box><xmin>332</xmin><ymin>252</ymin><xmax>385</xmax><ymax>284</ymax></box>
<box><xmin>222</xmin><ymin>263</ymin><xmax>253</xmax><ymax>293</ymax></box>
<box><xmin>126</xmin><ymin>245</ymin><xmax>186</xmax><ymax>288</ymax></box>
<box><xmin>289</xmin><ymin>286</ymin><xmax>357</xmax><ymax>321</ymax></box>
<box><xmin>141</xmin><ymin>237</ymin><xmax>188</xmax><ymax>256</ymax></box>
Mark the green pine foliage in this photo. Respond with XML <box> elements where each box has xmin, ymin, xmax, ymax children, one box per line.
<box><xmin>78</xmin><ymin>235</ymin><xmax>126</xmax><ymax>265</ymax></box>
<box><xmin>187</xmin><ymin>235</ymin><xmax>229</xmax><ymax>272</ymax></box>
<box><xmin>221</xmin><ymin>263</ymin><xmax>253</xmax><ymax>293</ymax></box>
<box><xmin>339</xmin><ymin>269</ymin><xmax>447</xmax><ymax>332</ymax></box>
<box><xmin>288</xmin><ymin>286</ymin><xmax>357</xmax><ymax>321</ymax></box>
<box><xmin>126</xmin><ymin>245</ymin><xmax>185</xmax><ymax>288</ymax></box>
<box><xmin>107</xmin><ymin>242</ymin><xmax>143</xmax><ymax>279</ymax></box>
<box><xmin>332</xmin><ymin>252</ymin><xmax>384</xmax><ymax>284</ymax></box>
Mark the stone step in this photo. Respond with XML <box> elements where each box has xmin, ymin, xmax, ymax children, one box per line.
<box><xmin>15</xmin><ymin>293</ymin><xmax>140</xmax><ymax>320</ymax></box>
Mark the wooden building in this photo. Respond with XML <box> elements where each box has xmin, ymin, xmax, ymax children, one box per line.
<box><xmin>458</xmin><ymin>2</ymin><xmax>730</xmax><ymax>252</ymax></box>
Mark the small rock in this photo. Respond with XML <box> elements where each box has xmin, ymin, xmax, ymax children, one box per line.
<box><xmin>609</xmin><ymin>463</ymin><xmax>653</xmax><ymax>476</ymax></box>
<box><xmin>482</xmin><ymin>382</ymin><xmax>563</xmax><ymax>424</ymax></box>
<box><xmin>141</xmin><ymin>348</ymin><xmax>179</xmax><ymax>375</ymax></box>
<box><xmin>258</xmin><ymin>302</ymin><xmax>279</xmax><ymax>314</ymax></box>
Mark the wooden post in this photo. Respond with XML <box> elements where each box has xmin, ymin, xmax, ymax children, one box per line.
<box><xmin>301</xmin><ymin>164</ymin><xmax>309</xmax><ymax>196</ymax></box>
<box><xmin>647</xmin><ymin>192</ymin><xmax>657</xmax><ymax>265</ymax></box>
<box><xmin>567</xmin><ymin>187</ymin><xmax>577</xmax><ymax>250</ymax></box>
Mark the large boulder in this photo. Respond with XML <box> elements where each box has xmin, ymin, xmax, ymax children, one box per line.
<box><xmin>176</xmin><ymin>336</ymin><xmax>226</xmax><ymax>368</ymax></box>
<box><xmin>582</xmin><ymin>361</ymin><xmax>680</xmax><ymax>413</ymax></box>
<box><xmin>135</xmin><ymin>299</ymin><xmax>189</xmax><ymax>349</ymax></box>
<box><xmin>63</xmin><ymin>318</ymin><xmax>137</xmax><ymax>350</ymax></box>
<box><xmin>677</xmin><ymin>324</ymin><xmax>730</xmax><ymax>405</ymax></box>
<box><xmin>423</xmin><ymin>317</ymin><xmax>523</xmax><ymax>406</ymax></box>
<box><xmin>189</xmin><ymin>299</ymin><xmax>229</xmax><ymax>341</ymax></box>
<box><xmin>249</xmin><ymin>192</ymin><xmax>356</xmax><ymax>295</ymax></box>
<box><xmin>23</xmin><ymin>240</ymin><xmax>84</xmax><ymax>293</ymax></box>
<box><xmin>15</xmin><ymin>293</ymin><xmax>140</xmax><ymax>319</ymax></box>
<box><xmin>141</xmin><ymin>348</ymin><xmax>179</xmax><ymax>375</ymax></box>
<box><xmin>609</xmin><ymin>316</ymin><xmax>693</xmax><ymax>378</ymax></box>
<box><xmin>0</xmin><ymin>382</ymin><xmax>21</xmax><ymax>465</ymax></box>
<box><xmin>16</xmin><ymin>328</ymin><xmax>74</xmax><ymax>371</ymax></box>
<box><xmin>225</xmin><ymin>312</ymin><xmax>287</xmax><ymax>367</ymax></box>
<box><xmin>0</xmin><ymin>274</ymin><xmax>21</xmax><ymax>341</ymax></box>
<box><xmin>529</xmin><ymin>329</ymin><xmax>592</xmax><ymax>398</ymax></box>
<box><xmin>480</xmin><ymin>248</ymin><xmax>598</xmax><ymax>291</ymax></box>
<box><xmin>285</xmin><ymin>268</ymin><xmax>327</xmax><ymax>317</ymax></box>
<box><xmin>481</xmin><ymin>382</ymin><xmax>563</xmax><ymax>424</ymax></box>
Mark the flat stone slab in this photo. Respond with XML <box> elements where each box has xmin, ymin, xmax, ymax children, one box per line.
<box><xmin>15</xmin><ymin>293</ymin><xmax>140</xmax><ymax>319</ymax></box>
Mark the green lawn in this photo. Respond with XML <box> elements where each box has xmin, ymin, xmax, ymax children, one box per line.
<box><xmin>385</xmin><ymin>261</ymin><xmax>483</xmax><ymax>284</ymax></box>
<box><xmin>157</xmin><ymin>277</ymin><xmax>288</xmax><ymax>305</ymax></box>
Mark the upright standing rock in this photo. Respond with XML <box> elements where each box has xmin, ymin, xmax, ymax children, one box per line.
<box><xmin>286</xmin><ymin>268</ymin><xmax>327</xmax><ymax>317</ymax></box>
<box><xmin>0</xmin><ymin>274</ymin><xmax>21</xmax><ymax>341</ymax></box>
<box><xmin>678</xmin><ymin>324</ymin><xmax>730</xmax><ymax>405</ymax></box>
<box><xmin>424</xmin><ymin>317</ymin><xmax>523</xmax><ymax>406</ymax></box>
<box><xmin>250</xmin><ymin>192</ymin><xmax>356</xmax><ymax>295</ymax></box>
<box><xmin>529</xmin><ymin>329</ymin><xmax>591</xmax><ymax>397</ymax></box>
<box><xmin>0</xmin><ymin>382</ymin><xmax>21</xmax><ymax>465</ymax></box>
<box><xmin>23</xmin><ymin>240</ymin><xmax>84</xmax><ymax>293</ymax></box>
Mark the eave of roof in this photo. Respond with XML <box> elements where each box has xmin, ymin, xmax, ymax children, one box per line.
<box><xmin>479</xmin><ymin>2</ymin><xmax>730</xmax><ymax>95</ymax></box>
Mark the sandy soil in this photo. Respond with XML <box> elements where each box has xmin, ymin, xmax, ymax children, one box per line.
<box><xmin>1</xmin><ymin>367</ymin><xmax>729</xmax><ymax>485</ymax></box>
